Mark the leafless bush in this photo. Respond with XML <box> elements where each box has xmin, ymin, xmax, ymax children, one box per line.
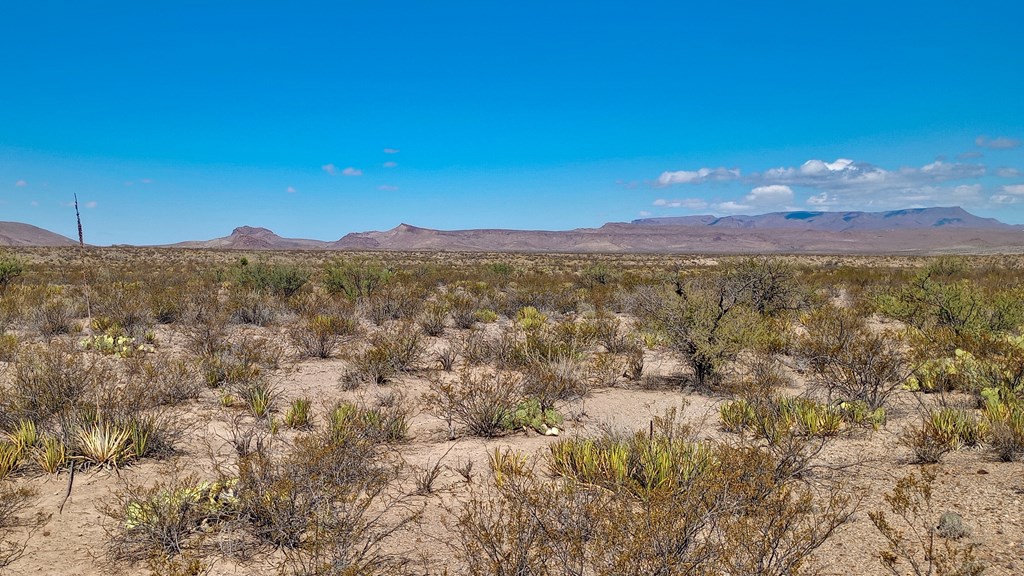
<box><xmin>227</xmin><ymin>289</ymin><xmax>279</xmax><ymax>326</ymax></box>
<box><xmin>10</xmin><ymin>342</ymin><xmax>104</xmax><ymax>425</ymax></box>
<box><xmin>34</xmin><ymin>292</ymin><xmax>77</xmax><ymax>337</ymax></box>
<box><xmin>364</xmin><ymin>285</ymin><xmax>423</xmax><ymax>325</ymax></box>
<box><xmin>424</xmin><ymin>370</ymin><xmax>522</xmax><ymax>438</ymax></box>
<box><xmin>418</xmin><ymin>300</ymin><xmax>448</xmax><ymax>337</ymax></box>
<box><xmin>93</xmin><ymin>279</ymin><xmax>153</xmax><ymax>336</ymax></box>
<box><xmin>289</xmin><ymin>314</ymin><xmax>356</xmax><ymax>359</ymax></box>
<box><xmin>796</xmin><ymin>304</ymin><xmax>912</xmax><ymax>411</ymax></box>
<box><xmin>0</xmin><ymin>484</ymin><xmax>45</xmax><ymax>570</ymax></box>
<box><xmin>521</xmin><ymin>357</ymin><xmax>587</xmax><ymax>411</ymax></box>
<box><xmin>344</xmin><ymin>323</ymin><xmax>425</xmax><ymax>386</ymax></box>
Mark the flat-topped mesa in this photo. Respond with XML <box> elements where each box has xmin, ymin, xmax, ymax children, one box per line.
<box><xmin>229</xmin><ymin>226</ymin><xmax>280</xmax><ymax>238</ymax></box>
<box><xmin>630</xmin><ymin>207</ymin><xmax>1016</xmax><ymax>232</ymax></box>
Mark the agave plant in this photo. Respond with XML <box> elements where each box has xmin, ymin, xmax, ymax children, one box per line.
<box><xmin>76</xmin><ymin>421</ymin><xmax>133</xmax><ymax>468</ymax></box>
<box><xmin>33</xmin><ymin>434</ymin><xmax>67</xmax><ymax>474</ymax></box>
<box><xmin>6</xmin><ymin>419</ymin><xmax>38</xmax><ymax>452</ymax></box>
<box><xmin>0</xmin><ymin>442</ymin><xmax>22</xmax><ymax>480</ymax></box>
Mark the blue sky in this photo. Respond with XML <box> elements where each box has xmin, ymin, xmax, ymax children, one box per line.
<box><xmin>1</xmin><ymin>1</ymin><xmax>1022</xmax><ymax>245</ymax></box>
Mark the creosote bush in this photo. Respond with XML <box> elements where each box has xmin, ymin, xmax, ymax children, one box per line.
<box><xmin>424</xmin><ymin>370</ymin><xmax>523</xmax><ymax>438</ymax></box>
<box><xmin>454</xmin><ymin>417</ymin><xmax>853</xmax><ymax>576</ymax></box>
<box><xmin>870</xmin><ymin>467</ymin><xmax>984</xmax><ymax>576</ymax></box>
<box><xmin>796</xmin><ymin>304</ymin><xmax>911</xmax><ymax>411</ymax></box>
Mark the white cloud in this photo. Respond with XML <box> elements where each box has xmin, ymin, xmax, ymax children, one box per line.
<box><xmin>85</xmin><ymin>201</ymin><xmax>97</xmax><ymax>209</ymax></box>
<box><xmin>341</xmin><ymin>167</ymin><xmax>362</xmax><ymax>176</ymax></box>
<box><xmin>951</xmin><ymin>184</ymin><xmax>982</xmax><ymax>200</ymax></box>
<box><xmin>140</xmin><ymin>178</ymin><xmax>153</xmax><ymax>184</ymax></box>
<box><xmin>377</xmin><ymin>185</ymin><xmax>399</xmax><ymax>191</ymax></box>
<box><xmin>714</xmin><ymin>201</ymin><xmax>752</xmax><ymax>213</ymax></box>
<box><xmin>806</xmin><ymin>193</ymin><xmax>837</xmax><ymax>207</ymax></box>
<box><xmin>653</xmin><ymin>198</ymin><xmax>708</xmax><ymax>209</ymax></box>
<box><xmin>746</xmin><ymin>184</ymin><xmax>794</xmax><ymax>205</ymax></box>
<box><xmin>755</xmin><ymin>159</ymin><xmax>986</xmax><ymax>199</ymax></box>
<box><xmin>321</xmin><ymin>163</ymin><xmax>338</xmax><ymax>175</ymax></box>
<box><xmin>286</xmin><ymin>186</ymin><xmax>297</xmax><ymax>193</ymax></box>
<box><xmin>14</xmin><ymin>179</ymin><xmax>27</xmax><ymax>187</ymax></box>
<box><xmin>383</xmin><ymin>161</ymin><xmax>398</xmax><ymax>168</ymax></box>
<box><xmin>990</xmin><ymin>195</ymin><xmax>1018</xmax><ymax>205</ymax></box>
<box><xmin>638</xmin><ymin>210</ymin><xmax>652</xmax><ymax>217</ymax></box>
<box><xmin>656</xmin><ymin>167</ymin><xmax>740</xmax><ymax>186</ymax></box>
<box><xmin>30</xmin><ymin>200</ymin><xmax>38</xmax><ymax>206</ymax></box>
<box><xmin>976</xmin><ymin>135</ymin><xmax>1021</xmax><ymax>150</ymax></box>
<box><xmin>383</xmin><ymin>148</ymin><xmax>400</xmax><ymax>154</ymax></box>
<box><xmin>647</xmin><ymin>155</ymin><xmax>1006</xmax><ymax>215</ymax></box>
<box><xmin>799</xmin><ymin>158</ymin><xmax>854</xmax><ymax>175</ymax></box>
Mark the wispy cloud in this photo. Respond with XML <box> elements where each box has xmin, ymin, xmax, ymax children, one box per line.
<box><xmin>377</xmin><ymin>185</ymin><xmax>399</xmax><ymax>191</ymax></box>
<box><xmin>322</xmin><ymin>163</ymin><xmax>338</xmax><ymax>175</ymax></box>
<box><xmin>976</xmin><ymin>135</ymin><xmax>1021</xmax><ymax>150</ymax></box>
<box><xmin>84</xmin><ymin>201</ymin><xmax>97</xmax><ymax>209</ymax></box>
<box><xmin>286</xmin><ymin>186</ymin><xmax>297</xmax><ymax>193</ymax></box>
<box><xmin>383</xmin><ymin>161</ymin><xmax>398</xmax><ymax>168</ymax></box>
<box><xmin>997</xmin><ymin>167</ymin><xmax>1021</xmax><ymax>178</ymax></box>
<box><xmin>1002</xmin><ymin>184</ymin><xmax>1024</xmax><ymax>196</ymax></box>
<box><xmin>647</xmin><ymin>154</ymin><xmax>997</xmax><ymax>215</ymax></box>
<box><xmin>656</xmin><ymin>167</ymin><xmax>740</xmax><ymax>186</ymax></box>
<box><xmin>653</xmin><ymin>198</ymin><xmax>708</xmax><ymax>209</ymax></box>
<box><xmin>341</xmin><ymin>167</ymin><xmax>362</xmax><ymax>176</ymax></box>
<box><xmin>14</xmin><ymin>179</ymin><xmax>27</xmax><ymax>187</ymax></box>
<box><xmin>755</xmin><ymin>159</ymin><xmax>984</xmax><ymax>192</ymax></box>
<box><xmin>383</xmin><ymin>148</ymin><xmax>400</xmax><ymax>154</ymax></box>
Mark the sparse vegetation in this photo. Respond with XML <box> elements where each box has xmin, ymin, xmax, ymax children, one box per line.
<box><xmin>0</xmin><ymin>248</ymin><xmax>1021</xmax><ymax>574</ymax></box>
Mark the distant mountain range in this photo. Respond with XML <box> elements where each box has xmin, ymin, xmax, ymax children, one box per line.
<box><xmin>630</xmin><ymin>207</ymin><xmax>1013</xmax><ymax>231</ymax></box>
<box><xmin>3</xmin><ymin>207</ymin><xmax>1024</xmax><ymax>254</ymax></box>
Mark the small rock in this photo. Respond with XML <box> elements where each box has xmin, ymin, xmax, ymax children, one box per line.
<box><xmin>544</xmin><ymin>426</ymin><xmax>560</xmax><ymax>436</ymax></box>
<box><xmin>977</xmin><ymin>468</ymin><xmax>989</xmax><ymax>474</ymax></box>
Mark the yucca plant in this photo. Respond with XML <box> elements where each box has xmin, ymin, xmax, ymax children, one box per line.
<box><xmin>839</xmin><ymin>400</ymin><xmax>886</xmax><ymax>430</ymax></box>
<box><xmin>283</xmin><ymin>398</ymin><xmax>312</xmax><ymax>429</ymax></box>
<box><xmin>789</xmin><ymin>399</ymin><xmax>845</xmax><ymax>437</ymax></box>
<box><xmin>719</xmin><ymin>399</ymin><xmax>755</xmax><ymax>433</ymax></box>
<box><xmin>33</xmin><ymin>434</ymin><xmax>67</xmax><ymax>474</ymax></box>
<box><xmin>928</xmin><ymin>407</ymin><xmax>983</xmax><ymax>450</ymax></box>
<box><xmin>238</xmin><ymin>381</ymin><xmax>277</xmax><ymax>419</ymax></box>
<box><xmin>982</xmin><ymin>392</ymin><xmax>1024</xmax><ymax>461</ymax></box>
<box><xmin>7</xmin><ymin>419</ymin><xmax>38</xmax><ymax>452</ymax></box>
<box><xmin>489</xmin><ymin>446</ymin><xmax>529</xmax><ymax>487</ymax></box>
<box><xmin>0</xmin><ymin>442</ymin><xmax>22</xmax><ymax>479</ymax></box>
<box><xmin>548</xmin><ymin>430</ymin><xmax>715</xmax><ymax>499</ymax></box>
<box><xmin>76</xmin><ymin>421</ymin><xmax>133</xmax><ymax>468</ymax></box>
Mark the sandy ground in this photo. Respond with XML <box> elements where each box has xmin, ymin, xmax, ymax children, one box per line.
<box><xmin>3</xmin><ymin>323</ymin><xmax>1023</xmax><ymax>576</ymax></box>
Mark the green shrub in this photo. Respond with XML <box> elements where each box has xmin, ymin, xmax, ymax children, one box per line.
<box><xmin>322</xmin><ymin>259</ymin><xmax>392</xmax><ymax>300</ymax></box>
<box><xmin>0</xmin><ymin>252</ymin><xmax>24</xmax><ymax>290</ymax></box>
<box><xmin>231</xmin><ymin>259</ymin><xmax>308</xmax><ymax>297</ymax></box>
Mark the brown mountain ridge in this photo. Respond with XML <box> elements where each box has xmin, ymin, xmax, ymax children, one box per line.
<box><xmin>4</xmin><ymin>207</ymin><xmax>1024</xmax><ymax>254</ymax></box>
